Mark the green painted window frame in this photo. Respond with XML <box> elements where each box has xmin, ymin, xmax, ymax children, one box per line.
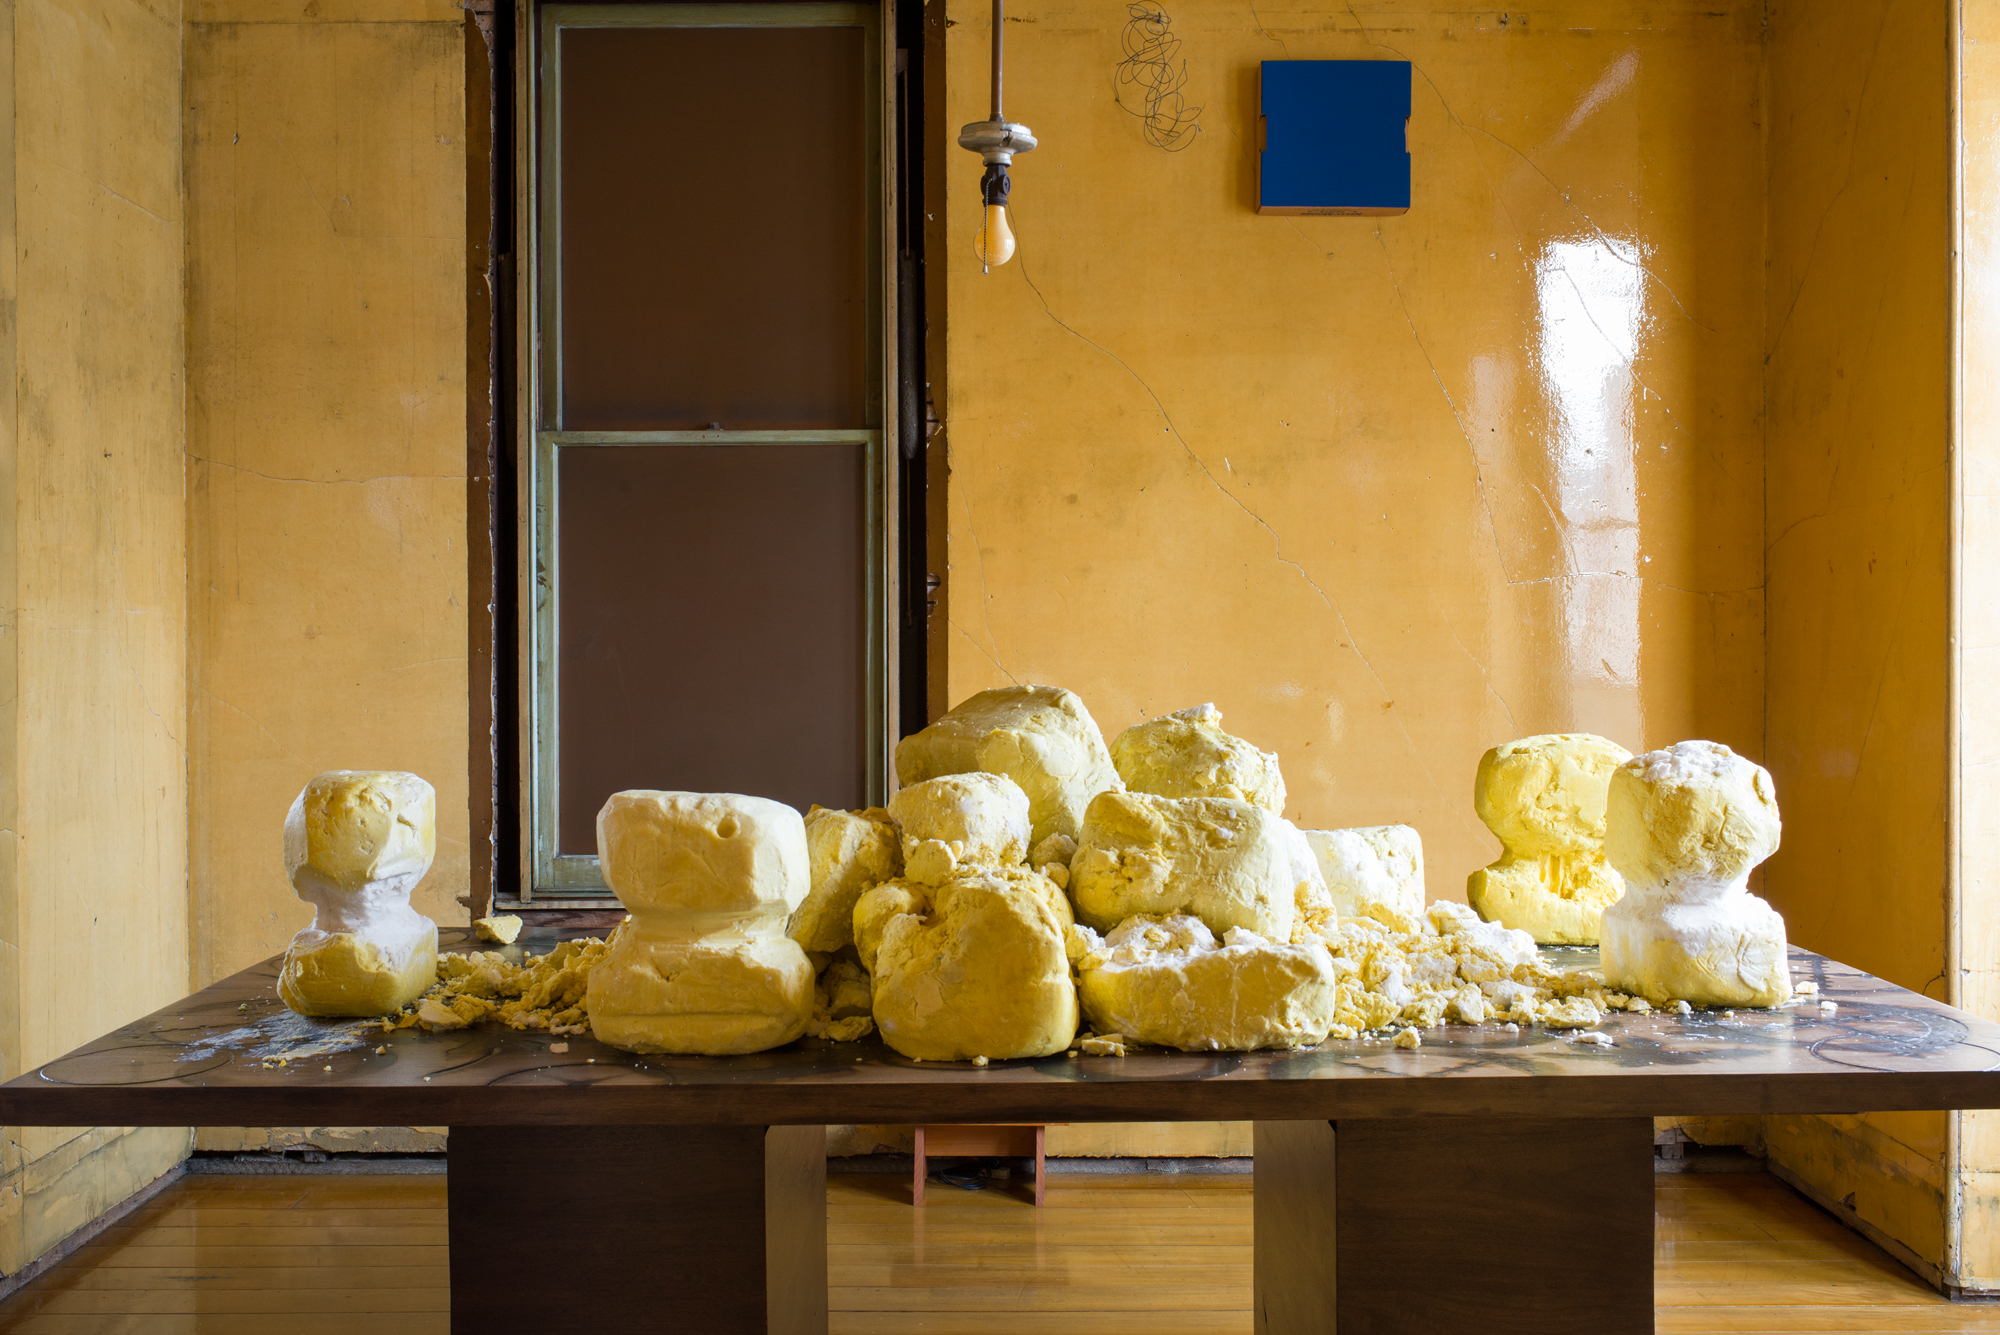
<box><xmin>516</xmin><ymin>2</ymin><xmax>897</xmax><ymax>903</ymax></box>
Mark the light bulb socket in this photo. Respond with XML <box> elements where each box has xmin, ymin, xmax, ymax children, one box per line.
<box><xmin>980</xmin><ymin>164</ymin><xmax>1011</xmax><ymax>209</ymax></box>
<box><xmin>957</xmin><ymin>118</ymin><xmax>1037</xmax><ymax>167</ymax></box>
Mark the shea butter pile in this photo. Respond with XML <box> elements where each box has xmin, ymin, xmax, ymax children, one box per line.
<box><xmin>279</xmin><ymin>687</ymin><xmax>1795</xmax><ymax>1059</ymax></box>
<box><xmin>384</xmin><ymin>934</ymin><xmax>616</xmax><ymax>1034</ymax></box>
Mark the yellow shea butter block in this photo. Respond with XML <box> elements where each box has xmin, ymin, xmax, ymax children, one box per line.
<box><xmin>788</xmin><ymin>806</ymin><xmax>901</xmax><ymax>955</ymax></box>
<box><xmin>1467</xmin><ymin>733</ymin><xmax>1633</xmax><ymax>944</ymax></box>
<box><xmin>1073</xmin><ymin>914</ymin><xmax>1338</xmax><ymax>1052</ymax></box>
<box><xmin>1110</xmin><ymin>703</ymin><xmax>1286</xmax><ymax>813</ymax></box>
<box><xmin>1071</xmin><ymin>790</ymin><xmax>1299</xmax><ymax>941</ymax></box>
<box><xmin>1600</xmin><ymin>742</ymin><xmax>1788</xmax><ymax>1009</ymax></box>
<box><xmin>856</xmin><ymin>865</ymin><xmax>1077</xmax><ymax>1061</ymax></box>
<box><xmin>586</xmin><ymin>791</ymin><xmax>814</xmax><ymax>1055</ymax></box>
<box><xmin>894</xmin><ymin>685</ymin><xmax>1121</xmax><ymax>846</ymax></box>
<box><xmin>277</xmin><ymin>771</ymin><xmax>440</xmax><ymax>1018</ymax></box>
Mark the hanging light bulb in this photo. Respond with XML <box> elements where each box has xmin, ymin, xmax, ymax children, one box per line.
<box><xmin>973</xmin><ymin>167</ymin><xmax>1016</xmax><ymax>268</ymax></box>
<box><xmin>958</xmin><ymin>0</ymin><xmax>1035</xmax><ymax>272</ymax></box>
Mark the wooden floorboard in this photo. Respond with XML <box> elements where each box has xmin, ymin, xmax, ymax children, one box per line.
<box><xmin>0</xmin><ymin>1168</ymin><xmax>1995</xmax><ymax>1332</ymax></box>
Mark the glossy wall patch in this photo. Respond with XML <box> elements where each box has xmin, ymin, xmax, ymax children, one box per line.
<box><xmin>942</xmin><ymin>1</ymin><xmax>1765</xmax><ymax>904</ymax></box>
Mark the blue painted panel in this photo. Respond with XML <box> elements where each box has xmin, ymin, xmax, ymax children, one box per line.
<box><xmin>1259</xmin><ymin>60</ymin><xmax>1411</xmax><ymax>215</ymax></box>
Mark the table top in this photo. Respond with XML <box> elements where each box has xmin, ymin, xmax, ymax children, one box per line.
<box><xmin>6</xmin><ymin>917</ymin><xmax>1998</xmax><ymax>1127</ymax></box>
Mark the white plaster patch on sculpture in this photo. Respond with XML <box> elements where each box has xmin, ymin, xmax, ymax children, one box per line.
<box><xmin>277</xmin><ymin>771</ymin><xmax>440</xmax><ymax>1018</ymax></box>
<box><xmin>1301</xmin><ymin>824</ymin><xmax>1425</xmax><ymax>922</ymax></box>
<box><xmin>585</xmin><ymin>791</ymin><xmax>815</xmax><ymax>1055</ymax></box>
<box><xmin>1598</xmin><ymin>741</ymin><xmax>1789</xmax><ymax>1009</ymax></box>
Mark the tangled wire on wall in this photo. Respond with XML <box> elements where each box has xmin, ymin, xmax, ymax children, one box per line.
<box><xmin>1114</xmin><ymin>2</ymin><xmax>1203</xmax><ymax>151</ymax></box>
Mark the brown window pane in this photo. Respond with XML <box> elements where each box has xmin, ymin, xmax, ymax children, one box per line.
<box><xmin>558</xmin><ymin>26</ymin><xmax>869</xmax><ymax>431</ymax></box>
<box><xmin>556</xmin><ymin>443</ymin><xmax>867</xmax><ymax>852</ymax></box>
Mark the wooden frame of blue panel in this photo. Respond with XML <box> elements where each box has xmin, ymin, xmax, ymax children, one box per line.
<box><xmin>1258</xmin><ymin>60</ymin><xmax>1411</xmax><ymax>216</ymax></box>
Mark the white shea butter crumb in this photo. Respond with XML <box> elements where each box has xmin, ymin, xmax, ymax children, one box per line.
<box><xmin>1820</xmin><ymin>1000</ymin><xmax>1838</xmax><ymax>1013</ymax></box>
<box><xmin>1674</xmin><ymin>1000</ymin><xmax>1693</xmax><ymax>1015</ymax></box>
<box><xmin>1572</xmin><ymin>1032</ymin><xmax>1613</xmax><ymax>1047</ymax></box>
<box><xmin>973</xmin><ymin>1055</ymin><xmax>989</xmax><ymax>1066</ymax></box>
<box><xmin>1393</xmin><ymin>1027</ymin><xmax>1420</xmax><ymax>1050</ymax></box>
<box><xmin>549</xmin><ymin>1042</ymin><xmax>569</xmax><ymax>1053</ymax></box>
<box><xmin>1796</xmin><ymin>980</ymin><xmax>1818</xmax><ymax>994</ymax></box>
<box><xmin>1503</xmin><ymin>1022</ymin><xmax>1519</xmax><ymax>1031</ymax></box>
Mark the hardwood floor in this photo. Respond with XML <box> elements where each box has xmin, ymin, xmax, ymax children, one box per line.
<box><xmin>0</xmin><ymin>1166</ymin><xmax>1989</xmax><ymax>1332</ymax></box>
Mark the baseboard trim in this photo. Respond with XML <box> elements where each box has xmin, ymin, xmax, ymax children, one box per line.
<box><xmin>0</xmin><ymin>1161</ymin><xmax>185</xmax><ymax>1301</ymax></box>
<box><xmin>1768</xmin><ymin>1159</ymin><xmax>1951</xmax><ymax>1294</ymax></box>
<box><xmin>185</xmin><ymin>1151</ymin><xmax>446</xmax><ymax>1175</ymax></box>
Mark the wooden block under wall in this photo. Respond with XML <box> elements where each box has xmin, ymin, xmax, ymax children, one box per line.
<box><xmin>919</xmin><ymin>1125</ymin><xmax>1040</xmax><ymax>1157</ymax></box>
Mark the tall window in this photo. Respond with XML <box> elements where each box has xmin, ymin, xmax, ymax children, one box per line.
<box><xmin>521</xmin><ymin>3</ymin><xmax>894</xmax><ymax>899</ymax></box>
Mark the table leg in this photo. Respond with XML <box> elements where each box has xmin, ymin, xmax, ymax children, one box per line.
<box><xmin>1254</xmin><ymin>1116</ymin><xmax>1654</xmax><ymax>1335</ymax></box>
<box><xmin>449</xmin><ymin>1123</ymin><xmax>827</xmax><ymax>1334</ymax></box>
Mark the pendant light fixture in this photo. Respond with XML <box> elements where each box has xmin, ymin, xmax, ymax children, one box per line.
<box><xmin>957</xmin><ymin>0</ymin><xmax>1036</xmax><ymax>271</ymax></box>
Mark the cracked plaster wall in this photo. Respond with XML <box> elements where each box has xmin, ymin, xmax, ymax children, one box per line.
<box><xmin>1960</xmin><ymin>0</ymin><xmax>2000</xmax><ymax>1289</ymax></box>
<box><xmin>1757</xmin><ymin>0</ymin><xmax>1964</xmax><ymax>1289</ymax></box>
<box><xmin>181</xmin><ymin>0</ymin><xmax>466</xmax><ymax>1157</ymax></box>
<box><xmin>0</xmin><ymin>0</ymin><xmax>195</xmax><ymax>1274</ymax></box>
<box><xmin>183</xmin><ymin>0</ymin><xmax>469</xmax><ymax>1004</ymax></box>
<box><xmin>943</xmin><ymin>0</ymin><xmax>1765</xmax><ymax>1159</ymax></box>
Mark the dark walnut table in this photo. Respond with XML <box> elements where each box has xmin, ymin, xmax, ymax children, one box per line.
<box><xmin>4</xmin><ymin>917</ymin><xmax>1997</xmax><ymax>1335</ymax></box>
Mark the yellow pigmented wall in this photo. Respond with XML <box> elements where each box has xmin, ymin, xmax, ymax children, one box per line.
<box><xmin>184</xmin><ymin>0</ymin><xmax>469</xmax><ymax>990</ymax></box>
<box><xmin>0</xmin><ymin>0</ymin><xmax>195</xmax><ymax>1271</ymax></box>
<box><xmin>1959</xmin><ymin>0</ymin><xmax>2000</xmax><ymax>1293</ymax></box>
<box><xmin>1759</xmin><ymin>0</ymin><xmax>1957</xmax><ymax>1286</ymax></box>
<box><xmin>941</xmin><ymin>0</ymin><xmax>1766</xmax><ymax>1160</ymax></box>
<box><xmin>942</xmin><ymin>0</ymin><xmax>1765</xmax><ymax>894</ymax></box>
